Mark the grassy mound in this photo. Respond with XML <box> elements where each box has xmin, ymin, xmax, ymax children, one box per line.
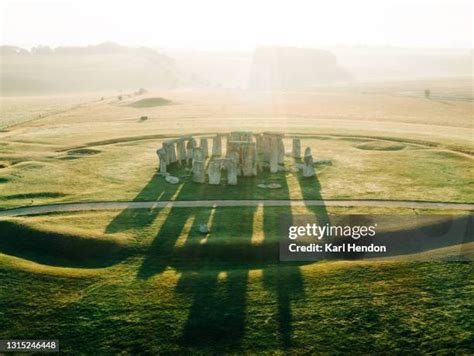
<box><xmin>432</xmin><ymin>150</ymin><xmax>470</xmax><ymax>161</ymax></box>
<box><xmin>0</xmin><ymin>220</ymin><xmax>134</xmax><ymax>268</ymax></box>
<box><xmin>127</xmin><ymin>97</ymin><xmax>172</xmax><ymax>108</ymax></box>
<box><xmin>355</xmin><ymin>141</ymin><xmax>406</xmax><ymax>151</ymax></box>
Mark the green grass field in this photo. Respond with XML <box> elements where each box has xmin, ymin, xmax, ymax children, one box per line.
<box><xmin>0</xmin><ymin>79</ymin><xmax>473</xmax><ymax>353</ymax></box>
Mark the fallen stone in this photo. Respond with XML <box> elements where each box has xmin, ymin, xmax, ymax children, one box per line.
<box><xmin>165</xmin><ymin>176</ymin><xmax>180</xmax><ymax>184</ymax></box>
<box><xmin>198</xmin><ymin>224</ymin><xmax>209</xmax><ymax>234</ymax></box>
<box><xmin>258</xmin><ymin>182</ymin><xmax>282</xmax><ymax>189</ymax></box>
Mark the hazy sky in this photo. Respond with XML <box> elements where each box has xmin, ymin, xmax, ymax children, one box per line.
<box><xmin>1</xmin><ymin>0</ymin><xmax>472</xmax><ymax>50</ymax></box>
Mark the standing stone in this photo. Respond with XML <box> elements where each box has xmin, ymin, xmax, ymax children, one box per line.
<box><xmin>252</xmin><ymin>142</ymin><xmax>258</xmax><ymax>176</ymax></box>
<box><xmin>156</xmin><ymin>148</ymin><xmax>168</xmax><ymax>174</ymax></box>
<box><xmin>256</xmin><ymin>134</ymin><xmax>263</xmax><ymax>154</ymax></box>
<box><xmin>212</xmin><ymin>135</ymin><xmax>222</xmax><ymax>157</ymax></box>
<box><xmin>263</xmin><ymin>134</ymin><xmax>271</xmax><ymax>161</ymax></box>
<box><xmin>241</xmin><ymin>131</ymin><xmax>253</xmax><ymax>142</ymax></box>
<box><xmin>241</xmin><ymin>142</ymin><xmax>257</xmax><ymax>177</ymax></box>
<box><xmin>192</xmin><ymin>148</ymin><xmax>206</xmax><ymax>183</ymax></box>
<box><xmin>226</xmin><ymin>133</ymin><xmax>236</xmax><ymax>153</ymax></box>
<box><xmin>164</xmin><ymin>140</ymin><xmax>177</xmax><ymax>164</ymax></box>
<box><xmin>200</xmin><ymin>138</ymin><xmax>209</xmax><ymax>158</ymax></box>
<box><xmin>269</xmin><ymin>137</ymin><xmax>279</xmax><ymax>173</ymax></box>
<box><xmin>177</xmin><ymin>139</ymin><xmax>187</xmax><ymax>164</ymax></box>
<box><xmin>170</xmin><ymin>141</ymin><xmax>177</xmax><ymax>163</ymax></box>
<box><xmin>227</xmin><ymin>140</ymin><xmax>242</xmax><ymax>176</ymax></box>
<box><xmin>162</xmin><ymin>142</ymin><xmax>170</xmax><ymax>164</ymax></box>
<box><xmin>255</xmin><ymin>134</ymin><xmax>264</xmax><ymax>172</ymax></box>
<box><xmin>208</xmin><ymin>159</ymin><xmax>222</xmax><ymax>185</ymax></box>
<box><xmin>225</xmin><ymin>152</ymin><xmax>239</xmax><ymax>185</ymax></box>
<box><xmin>292</xmin><ymin>138</ymin><xmax>301</xmax><ymax>159</ymax></box>
<box><xmin>277</xmin><ymin>137</ymin><xmax>285</xmax><ymax>164</ymax></box>
<box><xmin>227</xmin><ymin>140</ymin><xmax>240</xmax><ymax>156</ymax></box>
<box><xmin>303</xmin><ymin>147</ymin><xmax>315</xmax><ymax>177</ymax></box>
<box><xmin>186</xmin><ymin>138</ymin><xmax>196</xmax><ymax>165</ymax></box>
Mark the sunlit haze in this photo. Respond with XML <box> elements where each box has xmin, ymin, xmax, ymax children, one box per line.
<box><xmin>1</xmin><ymin>0</ymin><xmax>472</xmax><ymax>49</ymax></box>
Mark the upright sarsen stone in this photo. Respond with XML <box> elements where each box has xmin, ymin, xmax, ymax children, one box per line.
<box><xmin>252</xmin><ymin>142</ymin><xmax>258</xmax><ymax>176</ymax></box>
<box><xmin>255</xmin><ymin>134</ymin><xmax>264</xmax><ymax>172</ymax></box>
<box><xmin>208</xmin><ymin>159</ymin><xmax>222</xmax><ymax>185</ymax></box>
<box><xmin>157</xmin><ymin>148</ymin><xmax>167</xmax><ymax>174</ymax></box>
<box><xmin>262</xmin><ymin>132</ymin><xmax>283</xmax><ymax>166</ymax></box>
<box><xmin>200</xmin><ymin>138</ymin><xmax>209</xmax><ymax>158</ymax></box>
<box><xmin>241</xmin><ymin>142</ymin><xmax>257</xmax><ymax>177</ymax></box>
<box><xmin>186</xmin><ymin>138</ymin><xmax>196</xmax><ymax>165</ymax></box>
<box><xmin>263</xmin><ymin>134</ymin><xmax>271</xmax><ymax>161</ymax></box>
<box><xmin>277</xmin><ymin>137</ymin><xmax>285</xmax><ymax>164</ymax></box>
<box><xmin>170</xmin><ymin>141</ymin><xmax>177</xmax><ymax>163</ymax></box>
<box><xmin>269</xmin><ymin>136</ymin><xmax>279</xmax><ymax>173</ymax></box>
<box><xmin>192</xmin><ymin>147</ymin><xmax>206</xmax><ymax>183</ymax></box>
<box><xmin>303</xmin><ymin>147</ymin><xmax>315</xmax><ymax>177</ymax></box>
<box><xmin>212</xmin><ymin>135</ymin><xmax>222</xmax><ymax>157</ymax></box>
<box><xmin>177</xmin><ymin>138</ymin><xmax>187</xmax><ymax>164</ymax></box>
<box><xmin>225</xmin><ymin>153</ymin><xmax>239</xmax><ymax>185</ymax></box>
<box><xmin>163</xmin><ymin>140</ymin><xmax>177</xmax><ymax>164</ymax></box>
<box><xmin>292</xmin><ymin>138</ymin><xmax>301</xmax><ymax>159</ymax></box>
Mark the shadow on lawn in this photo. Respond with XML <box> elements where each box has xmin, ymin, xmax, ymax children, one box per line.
<box><xmin>105</xmin><ymin>165</ymin><xmax>183</xmax><ymax>234</ymax></box>
<box><xmin>105</xmin><ymin>159</ymin><xmax>329</xmax><ymax>350</ymax></box>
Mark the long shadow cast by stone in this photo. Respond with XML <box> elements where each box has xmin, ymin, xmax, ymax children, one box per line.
<box><xmin>296</xmin><ymin>169</ymin><xmax>330</xmax><ymax>226</ymax></box>
<box><xmin>136</xmin><ymin>206</ymin><xmax>202</xmax><ymax>278</ymax></box>
<box><xmin>262</xmin><ymin>261</ymin><xmax>304</xmax><ymax>349</ymax></box>
<box><xmin>174</xmin><ymin>204</ymin><xmax>256</xmax><ymax>349</ymax></box>
<box><xmin>261</xmin><ymin>168</ymin><xmax>308</xmax><ymax>350</ymax></box>
<box><xmin>110</xmin><ymin>150</ymin><xmax>329</xmax><ymax>350</ymax></box>
<box><xmin>105</xmin><ymin>165</ymin><xmax>183</xmax><ymax>234</ymax></box>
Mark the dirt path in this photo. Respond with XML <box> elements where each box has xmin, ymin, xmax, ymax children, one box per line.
<box><xmin>0</xmin><ymin>199</ymin><xmax>472</xmax><ymax>217</ymax></box>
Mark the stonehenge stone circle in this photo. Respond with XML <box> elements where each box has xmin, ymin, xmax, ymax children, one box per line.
<box><xmin>156</xmin><ymin>132</ymin><xmax>319</xmax><ymax>185</ymax></box>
